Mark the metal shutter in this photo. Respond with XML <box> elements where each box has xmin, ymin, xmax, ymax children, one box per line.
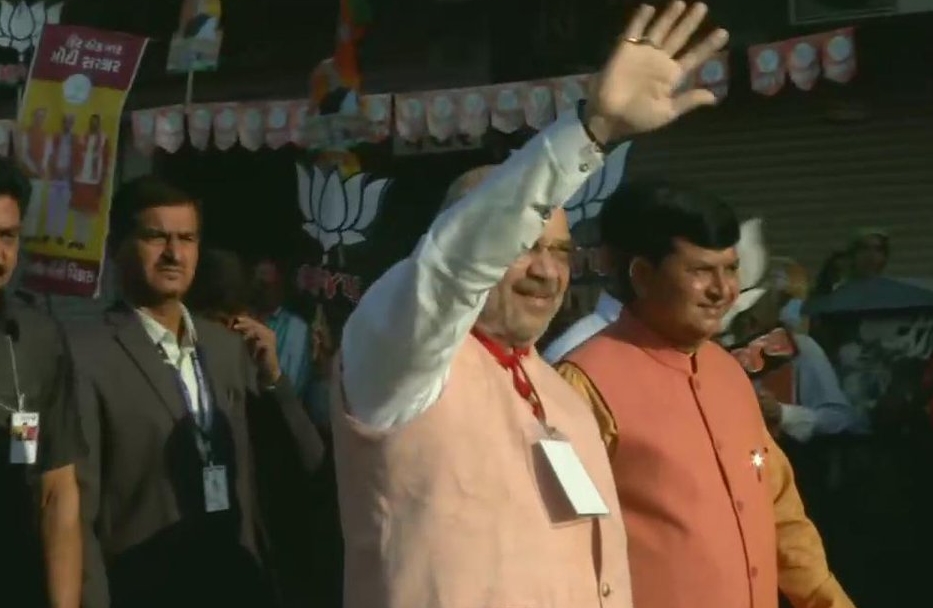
<box><xmin>624</xmin><ymin>92</ymin><xmax>933</xmax><ymax>279</ymax></box>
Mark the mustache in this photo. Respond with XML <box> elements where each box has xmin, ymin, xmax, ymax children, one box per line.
<box><xmin>513</xmin><ymin>280</ymin><xmax>559</xmax><ymax>298</ymax></box>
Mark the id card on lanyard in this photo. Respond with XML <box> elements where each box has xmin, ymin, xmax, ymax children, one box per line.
<box><xmin>3</xmin><ymin>335</ymin><xmax>38</xmax><ymax>465</ymax></box>
<box><xmin>470</xmin><ymin>329</ymin><xmax>609</xmax><ymax>517</ymax></box>
<box><xmin>163</xmin><ymin>345</ymin><xmax>230</xmax><ymax>513</ymax></box>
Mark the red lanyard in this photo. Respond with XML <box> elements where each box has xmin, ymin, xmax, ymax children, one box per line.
<box><xmin>470</xmin><ymin>328</ymin><xmax>544</xmax><ymax>421</ymax></box>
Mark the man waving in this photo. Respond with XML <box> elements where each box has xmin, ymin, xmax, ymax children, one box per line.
<box><xmin>332</xmin><ymin>4</ymin><xmax>729</xmax><ymax>608</ymax></box>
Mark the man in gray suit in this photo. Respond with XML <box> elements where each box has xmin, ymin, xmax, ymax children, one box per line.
<box><xmin>70</xmin><ymin>176</ymin><xmax>324</xmax><ymax>608</ymax></box>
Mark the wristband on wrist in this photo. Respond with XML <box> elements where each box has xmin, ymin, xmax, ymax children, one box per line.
<box><xmin>576</xmin><ymin>99</ymin><xmax>614</xmax><ymax>155</ymax></box>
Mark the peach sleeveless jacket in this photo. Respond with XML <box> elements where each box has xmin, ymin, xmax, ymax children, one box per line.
<box><xmin>332</xmin><ymin>335</ymin><xmax>634</xmax><ymax>608</ymax></box>
<box><xmin>566</xmin><ymin>315</ymin><xmax>779</xmax><ymax>608</ymax></box>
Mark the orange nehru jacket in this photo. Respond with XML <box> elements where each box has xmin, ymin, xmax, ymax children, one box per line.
<box><xmin>557</xmin><ymin>311</ymin><xmax>854</xmax><ymax>608</ymax></box>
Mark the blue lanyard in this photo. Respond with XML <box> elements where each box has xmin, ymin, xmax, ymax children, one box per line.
<box><xmin>160</xmin><ymin>344</ymin><xmax>214</xmax><ymax>462</ymax></box>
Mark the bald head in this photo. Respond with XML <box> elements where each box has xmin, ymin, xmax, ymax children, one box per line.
<box><xmin>439</xmin><ymin>162</ymin><xmax>572</xmax><ymax>348</ymax></box>
<box><xmin>438</xmin><ymin>165</ymin><xmax>497</xmax><ymax>215</ymax></box>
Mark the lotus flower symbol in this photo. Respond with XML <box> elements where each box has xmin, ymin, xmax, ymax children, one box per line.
<box><xmin>297</xmin><ymin>164</ymin><xmax>390</xmax><ymax>259</ymax></box>
<box><xmin>563</xmin><ymin>141</ymin><xmax>631</xmax><ymax>228</ymax></box>
<box><xmin>0</xmin><ymin>1</ymin><xmax>62</xmax><ymax>58</ymax></box>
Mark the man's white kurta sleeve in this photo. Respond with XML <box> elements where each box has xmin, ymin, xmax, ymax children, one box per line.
<box><xmin>340</xmin><ymin>110</ymin><xmax>605</xmax><ymax>429</ymax></box>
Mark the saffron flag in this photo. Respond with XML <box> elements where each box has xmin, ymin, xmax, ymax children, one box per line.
<box><xmin>311</xmin><ymin>0</ymin><xmax>372</xmax><ymax>107</ymax></box>
<box><xmin>308</xmin><ymin>0</ymin><xmax>374</xmax><ymax>173</ymax></box>
<box><xmin>334</xmin><ymin>0</ymin><xmax>369</xmax><ymax>90</ymax></box>
<box><xmin>167</xmin><ymin>0</ymin><xmax>223</xmax><ymax>73</ymax></box>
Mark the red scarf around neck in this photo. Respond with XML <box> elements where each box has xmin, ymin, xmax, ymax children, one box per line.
<box><xmin>470</xmin><ymin>328</ymin><xmax>544</xmax><ymax>420</ymax></box>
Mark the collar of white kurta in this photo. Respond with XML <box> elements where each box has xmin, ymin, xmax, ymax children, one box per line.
<box><xmin>594</xmin><ymin>290</ymin><xmax>623</xmax><ymax>324</ymax></box>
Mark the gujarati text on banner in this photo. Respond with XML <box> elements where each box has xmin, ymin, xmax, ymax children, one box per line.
<box><xmin>16</xmin><ymin>25</ymin><xmax>147</xmax><ymax>297</ymax></box>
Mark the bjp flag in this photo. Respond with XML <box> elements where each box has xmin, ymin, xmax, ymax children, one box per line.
<box><xmin>16</xmin><ymin>25</ymin><xmax>146</xmax><ymax>297</ymax></box>
<box><xmin>166</xmin><ymin>0</ymin><xmax>223</xmax><ymax>73</ymax></box>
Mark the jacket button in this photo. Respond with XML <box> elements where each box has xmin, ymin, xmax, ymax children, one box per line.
<box><xmin>735</xmin><ymin>500</ymin><xmax>744</xmax><ymax>512</ymax></box>
<box><xmin>601</xmin><ymin>582</ymin><xmax>612</xmax><ymax>597</ymax></box>
<box><xmin>750</xmin><ymin>566</ymin><xmax>758</xmax><ymax>578</ymax></box>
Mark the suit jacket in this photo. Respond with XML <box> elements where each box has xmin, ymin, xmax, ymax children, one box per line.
<box><xmin>69</xmin><ymin>303</ymin><xmax>324</xmax><ymax>608</ymax></box>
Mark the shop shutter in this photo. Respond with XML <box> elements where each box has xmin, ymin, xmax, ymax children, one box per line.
<box><xmin>625</xmin><ymin>91</ymin><xmax>933</xmax><ymax>279</ymax></box>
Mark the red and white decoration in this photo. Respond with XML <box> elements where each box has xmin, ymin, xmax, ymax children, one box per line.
<box><xmin>130</xmin><ymin>53</ymin><xmax>732</xmax><ymax>155</ymax></box>
<box><xmin>128</xmin><ymin>26</ymin><xmax>857</xmax><ymax>156</ymax></box>
<box><xmin>396</xmin><ymin>74</ymin><xmax>589</xmax><ymax>145</ymax></box>
<box><xmin>748</xmin><ymin>28</ymin><xmax>856</xmax><ymax>96</ymax></box>
<box><xmin>822</xmin><ymin>29</ymin><xmax>857</xmax><ymax>84</ymax></box>
<box><xmin>677</xmin><ymin>51</ymin><xmax>729</xmax><ymax>100</ymax></box>
<box><xmin>130</xmin><ymin>94</ymin><xmax>393</xmax><ymax>155</ymax></box>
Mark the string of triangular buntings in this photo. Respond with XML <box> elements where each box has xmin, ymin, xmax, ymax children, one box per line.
<box><xmin>0</xmin><ymin>27</ymin><xmax>855</xmax><ymax>157</ymax></box>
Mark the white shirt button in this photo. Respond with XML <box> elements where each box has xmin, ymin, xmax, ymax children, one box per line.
<box><xmin>601</xmin><ymin>582</ymin><xmax>612</xmax><ymax>597</ymax></box>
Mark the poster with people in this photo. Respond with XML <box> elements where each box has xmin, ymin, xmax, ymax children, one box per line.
<box><xmin>16</xmin><ymin>25</ymin><xmax>147</xmax><ymax>297</ymax></box>
<box><xmin>166</xmin><ymin>0</ymin><xmax>223</xmax><ymax>73</ymax></box>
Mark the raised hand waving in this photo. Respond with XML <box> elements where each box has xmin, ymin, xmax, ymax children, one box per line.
<box><xmin>585</xmin><ymin>2</ymin><xmax>729</xmax><ymax>144</ymax></box>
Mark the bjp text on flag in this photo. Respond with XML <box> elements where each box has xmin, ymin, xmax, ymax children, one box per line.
<box><xmin>16</xmin><ymin>25</ymin><xmax>146</xmax><ymax>297</ymax></box>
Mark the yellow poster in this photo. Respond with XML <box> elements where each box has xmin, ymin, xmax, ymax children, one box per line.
<box><xmin>16</xmin><ymin>25</ymin><xmax>147</xmax><ymax>297</ymax></box>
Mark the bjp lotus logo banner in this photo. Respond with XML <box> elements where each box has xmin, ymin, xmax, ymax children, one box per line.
<box><xmin>16</xmin><ymin>25</ymin><xmax>146</xmax><ymax>297</ymax></box>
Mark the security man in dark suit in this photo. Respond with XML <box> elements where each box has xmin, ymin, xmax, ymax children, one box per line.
<box><xmin>70</xmin><ymin>176</ymin><xmax>324</xmax><ymax>608</ymax></box>
<box><xmin>0</xmin><ymin>158</ymin><xmax>83</xmax><ymax>607</ymax></box>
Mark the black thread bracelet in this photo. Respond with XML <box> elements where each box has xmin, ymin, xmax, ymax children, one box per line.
<box><xmin>576</xmin><ymin>99</ymin><xmax>616</xmax><ymax>155</ymax></box>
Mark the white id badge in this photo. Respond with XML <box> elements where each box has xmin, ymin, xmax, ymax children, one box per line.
<box><xmin>203</xmin><ymin>465</ymin><xmax>230</xmax><ymax>513</ymax></box>
<box><xmin>537</xmin><ymin>439</ymin><xmax>609</xmax><ymax>516</ymax></box>
<box><xmin>9</xmin><ymin>411</ymin><xmax>39</xmax><ymax>465</ymax></box>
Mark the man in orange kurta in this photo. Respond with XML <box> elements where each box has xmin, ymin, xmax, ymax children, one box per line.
<box><xmin>557</xmin><ymin>180</ymin><xmax>854</xmax><ymax>608</ymax></box>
